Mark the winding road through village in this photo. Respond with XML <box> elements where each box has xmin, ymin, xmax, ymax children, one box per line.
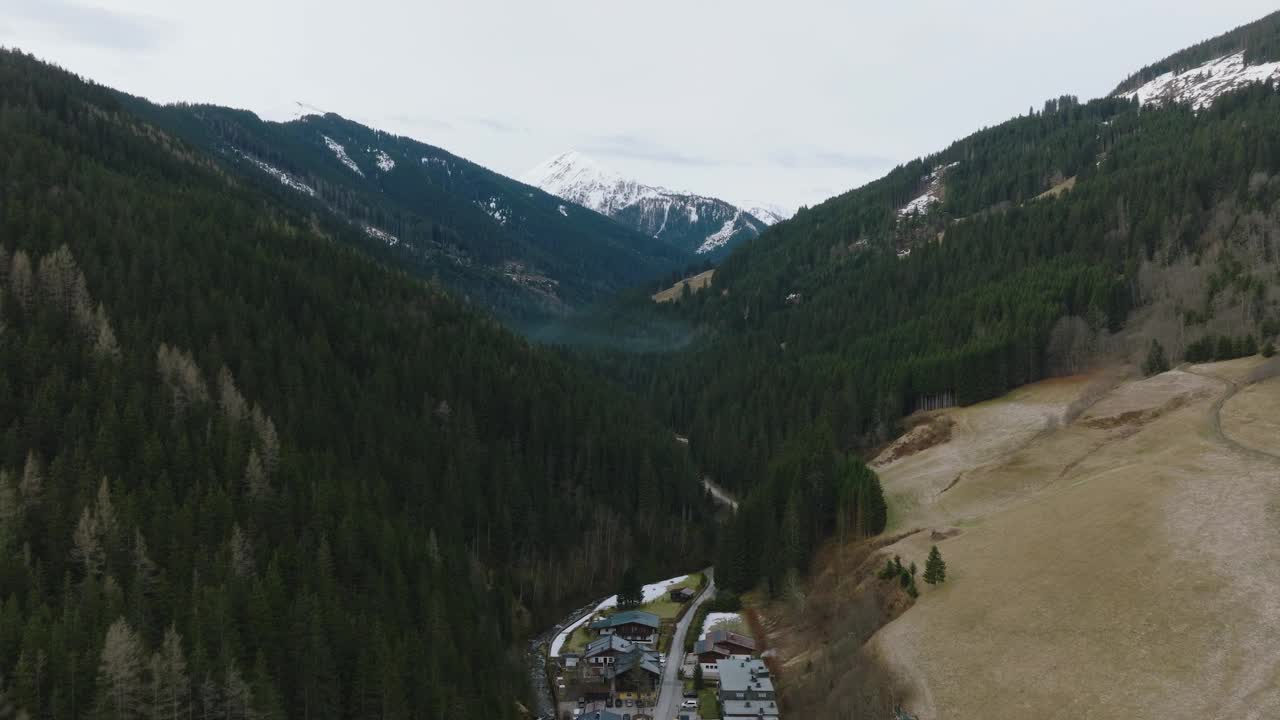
<box><xmin>652</xmin><ymin>568</ymin><xmax>716</xmax><ymax>720</ymax></box>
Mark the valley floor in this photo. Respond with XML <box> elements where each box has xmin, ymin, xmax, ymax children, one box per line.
<box><xmin>853</xmin><ymin>358</ymin><xmax>1280</xmax><ymax>719</ymax></box>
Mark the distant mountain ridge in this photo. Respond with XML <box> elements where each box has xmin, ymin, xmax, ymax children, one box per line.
<box><xmin>118</xmin><ymin>102</ymin><xmax>692</xmax><ymax>329</ymax></box>
<box><xmin>522</xmin><ymin>151</ymin><xmax>789</xmax><ymax>258</ymax></box>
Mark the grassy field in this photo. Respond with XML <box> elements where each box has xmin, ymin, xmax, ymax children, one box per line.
<box><xmin>773</xmin><ymin>358</ymin><xmax>1280</xmax><ymax>719</ymax></box>
<box><xmin>652</xmin><ymin>269</ymin><xmax>714</xmax><ymax>303</ymax></box>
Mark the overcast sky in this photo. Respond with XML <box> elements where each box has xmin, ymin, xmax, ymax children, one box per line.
<box><xmin>4</xmin><ymin>1</ymin><xmax>1277</xmax><ymax>210</ymax></box>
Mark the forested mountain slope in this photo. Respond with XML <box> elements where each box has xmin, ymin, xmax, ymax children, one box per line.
<box><xmin>596</xmin><ymin>60</ymin><xmax>1280</xmax><ymax>594</ymax></box>
<box><xmin>1113</xmin><ymin>9</ymin><xmax>1280</xmax><ymax>96</ymax></box>
<box><xmin>118</xmin><ymin>99</ymin><xmax>692</xmax><ymax>330</ymax></box>
<box><xmin>0</xmin><ymin>49</ymin><xmax>711</xmax><ymax>719</ymax></box>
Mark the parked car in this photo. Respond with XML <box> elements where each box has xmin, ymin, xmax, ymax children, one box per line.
<box><xmin>681</xmin><ymin>699</ymin><xmax>698</xmax><ymax>709</ymax></box>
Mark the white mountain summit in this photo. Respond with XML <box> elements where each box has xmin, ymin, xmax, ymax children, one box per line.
<box><xmin>522</xmin><ymin>151</ymin><xmax>789</xmax><ymax>256</ymax></box>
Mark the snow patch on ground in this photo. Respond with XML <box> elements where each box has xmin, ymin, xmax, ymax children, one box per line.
<box><xmin>697</xmin><ymin>213</ymin><xmax>740</xmax><ymax>254</ymax></box>
<box><xmin>1121</xmin><ymin>52</ymin><xmax>1280</xmax><ymax>110</ymax></box>
<box><xmin>479</xmin><ymin>197</ymin><xmax>509</xmax><ymax>225</ymax></box>
<box><xmin>229</xmin><ymin>148</ymin><xmax>316</xmax><ymax>197</ymax></box>
<box><xmin>899</xmin><ymin>193</ymin><xmax>939</xmax><ymax>217</ymax></box>
<box><xmin>374</xmin><ymin>150</ymin><xmax>395</xmax><ymax>172</ymax></box>
<box><xmin>699</xmin><ymin>612</ymin><xmax>743</xmax><ymax>640</ymax></box>
<box><xmin>558</xmin><ymin>204</ymin><xmax>568</xmax><ymax>217</ymax></box>
<box><xmin>322</xmin><ymin>136</ymin><xmax>364</xmax><ymax>176</ymax></box>
<box><xmin>597</xmin><ymin>574</ymin><xmax>690</xmax><ymax>610</ymax></box>
<box><xmin>898</xmin><ymin>162</ymin><xmax>959</xmax><ymax>219</ymax></box>
<box><xmin>422</xmin><ymin>157</ymin><xmax>452</xmax><ymax>176</ymax></box>
<box><xmin>549</xmin><ymin>612</ymin><xmax>592</xmax><ymax>657</ymax></box>
<box><xmin>548</xmin><ymin>574</ymin><xmax>692</xmax><ymax>657</ymax></box>
<box><xmin>363</xmin><ymin>225</ymin><xmax>398</xmax><ymax>246</ymax></box>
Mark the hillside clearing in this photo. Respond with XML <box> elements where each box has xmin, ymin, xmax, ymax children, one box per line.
<box><xmin>786</xmin><ymin>358</ymin><xmax>1280</xmax><ymax>719</ymax></box>
<box><xmin>653</xmin><ymin>269</ymin><xmax>714</xmax><ymax>303</ymax></box>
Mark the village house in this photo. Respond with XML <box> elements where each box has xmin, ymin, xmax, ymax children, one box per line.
<box><xmin>579</xmin><ymin>635</ymin><xmax>663</xmax><ymax>694</ymax></box>
<box><xmin>669</xmin><ymin>586</ymin><xmax>696</xmax><ymax>602</ymax></box>
<box><xmin>588</xmin><ymin>610</ymin><xmax>660</xmax><ymax>644</ymax></box>
<box><xmin>692</xmin><ymin>629</ymin><xmax>756</xmax><ymax>679</ymax></box>
<box><xmin>696</xmin><ymin>629</ymin><xmax>756</xmax><ymax>662</ymax></box>
<box><xmin>718</xmin><ymin>658</ymin><xmax>779</xmax><ymax>719</ymax></box>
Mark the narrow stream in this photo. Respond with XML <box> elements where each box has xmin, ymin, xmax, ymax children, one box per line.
<box><xmin>526</xmin><ymin>599</ymin><xmax>602</xmax><ymax>719</ymax></box>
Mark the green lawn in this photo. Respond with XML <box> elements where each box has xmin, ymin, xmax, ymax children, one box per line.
<box><xmin>562</xmin><ymin>622</ymin><xmax>595</xmax><ymax>654</ymax></box>
<box><xmin>698</xmin><ymin>688</ymin><xmax>720</xmax><ymax>718</ymax></box>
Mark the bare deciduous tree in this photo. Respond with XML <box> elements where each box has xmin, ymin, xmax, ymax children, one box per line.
<box><xmin>0</xmin><ymin>472</ymin><xmax>16</xmax><ymax>550</ymax></box>
<box><xmin>19</xmin><ymin>451</ymin><xmax>42</xmax><ymax>512</ymax></box>
<box><xmin>217</xmin><ymin>366</ymin><xmax>249</xmax><ymax>424</ymax></box>
<box><xmin>94</xmin><ymin>304</ymin><xmax>121</xmax><ymax>358</ymax></box>
<box><xmin>156</xmin><ymin>344</ymin><xmax>208</xmax><ymax>413</ymax></box>
<box><xmin>149</xmin><ymin>625</ymin><xmax>189</xmax><ymax>720</ymax></box>
<box><xmin>250</xmin><ymin>407</ymin><xmax>279</xmax><ymax>476</ymax></box>
<box><xmin>10</xmin><ymin>251</ymin><xmax>33</xmax><ymax>312</ymax></box>
<box><xmin>229</xmin><ymin>524</ymin><xmax>255</xmax><ymax>579</ymax></box>
<box><xmin>243</xmin><ymin>451</ymin><xmax>270</xmax><ymax>501</ymax></box>
<box><xmin>96</xmin><ymin>618</ymin><xmax>148</xmax><ymax>720</ymax></box>
<box><xmin>71</xmin><ymin>508</ymin><xmax>104</xmax><ymax>578</ymax></box>
<box><xmin>132</xmin><ymin>530</ymin><xmax>159</xmax><ymax>599</ymax></box>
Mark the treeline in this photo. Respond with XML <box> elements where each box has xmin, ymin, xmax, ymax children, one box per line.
<box><xmin>0</xmin><ymin>49</ymin><xmax>712</xmax><ymax>719</ymax></box>
<box><xmin>715</xmin><ymin>427</ymin><xmax>886</xmax><ymax>595</ymax></box>
<box><xmin>1112</xmin><ymin>10</ymin><xmax>1280</xmax><ymax>94</ymax></box>
<box><xmin>655</xmin><ymin>259</ymin><xmax>716</xmax><ymax>292</ymax></box>
<box><xmin>1184</xmin><ymin>334</ymin><xmax>1261</xmax><ymax>363</ymax></box>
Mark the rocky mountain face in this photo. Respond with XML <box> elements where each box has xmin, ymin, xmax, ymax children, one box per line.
<box><xmin>522</xmin><ymin>151</ymin><xmax>788</xmax><ymax>258</ymax></box>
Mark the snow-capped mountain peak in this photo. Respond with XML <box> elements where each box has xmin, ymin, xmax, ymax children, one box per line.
<box><xmin>523</xmin><ymin>151</ymin><xmax>785</xmax><ymax>256</ymax></box>
<box><xmin>737</xmin><ymin>202</ymin><xmax>793</xmax><ymax>226</ymax></box>
<box><xmin>521</xmin><ymin>151</ymin><xmax>663</xmax><ymax>217</ymax></box>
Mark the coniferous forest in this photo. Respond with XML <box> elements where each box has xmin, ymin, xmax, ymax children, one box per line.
<box><xmin>0</xmin><ymin>50</ymin><xmax>712</xmax><ymax>718</ymax></box>
<box><xmin>587</xmin><ymin>83</ymin><xmax>1280</xmax><ymax>594</ymax></box>
<box><xmin>8</xmin><ymin>6</ymin><xmax>1280</xmax><ymax>719</ymax></box>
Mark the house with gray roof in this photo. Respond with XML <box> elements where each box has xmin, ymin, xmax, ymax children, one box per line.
<box><xmin>718</xmin><ymin>658</ymin><xmax>778</xmax><ymax>719</ymax></box>
<box><xmin>588</xmin><ymin>610</ymin><xmax>660</xmax><ymax>644</ymax></box>
<box><xmin>580</xmin><ymin>633</ymin><xmax>662</xmax><ymax>692</ymax></box>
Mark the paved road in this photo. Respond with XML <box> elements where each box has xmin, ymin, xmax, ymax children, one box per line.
<box><xmin>652</xmin><ymin>568</ymin><xmax>715</xmax><ymax>720</ymax></box>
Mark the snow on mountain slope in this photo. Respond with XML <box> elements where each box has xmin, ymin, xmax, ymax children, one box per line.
<box><xmin>522</xmin><ymin>150</ymin><xmax>662</xmax><ymax>216</ymax></box>
<box><xmin>522</xmin><ymin>151</ymin><xmax>776</xmax><ymax>256</ymax></box>
<box><xmin>738</xmin><ymin>202</ymin><xmax>792</xmax><ymax>226</ymax></box>
<box><xmin>322</xmin><ymin>135</ymin><xmax>364</xmax><ymax>176</ymax></box>
<box><xmin>1119</xmin><ymin>51</ymin><xmax>1280</xmax><ymax>110</ymax></box>
<box><xmin>898</xmin><ymin>162</ymin><xmax>958</xmax><ymax>219</ymax></box>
